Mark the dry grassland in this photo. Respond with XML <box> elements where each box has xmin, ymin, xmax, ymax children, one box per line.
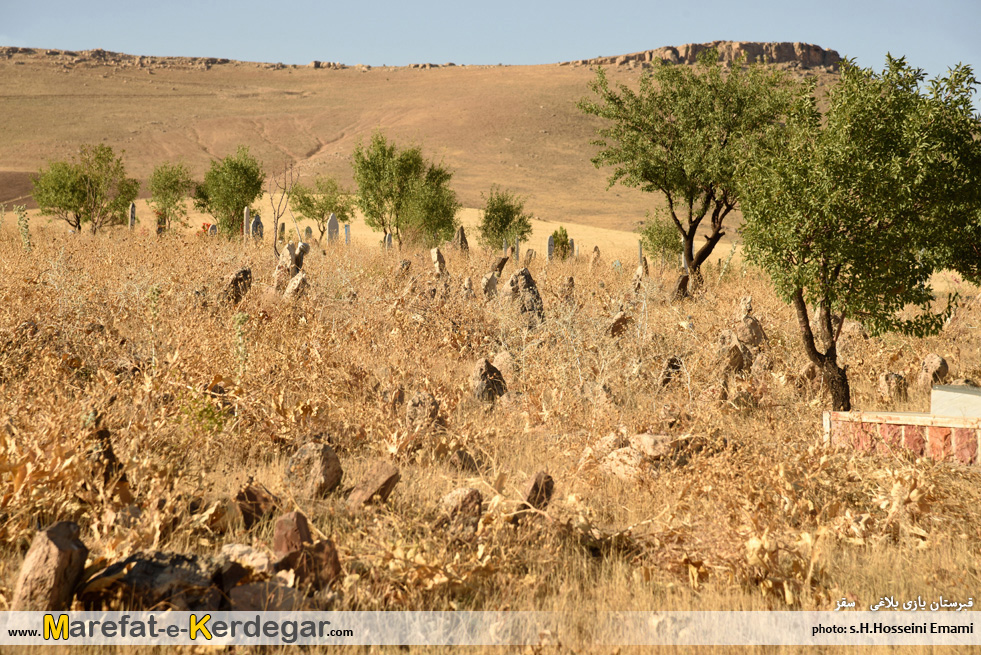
<box><xmin>2</xmin><ymin>221</ymin><xmax>981</xmax><ymax>653</ymax></box>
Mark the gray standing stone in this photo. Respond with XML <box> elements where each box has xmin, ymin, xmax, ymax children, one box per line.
<box><xmin>471</xmin><ymin>358</ymin><xmax>507</xmax><ymax>402</ymax></box>
<box><xmin>569</xmin><ymin>238</ymin><xmax>575</xmax><ymax>257</ymax></box>
<box><xmin>304</xmin><ymin>226</ymin><xmax>313</xmax><ymax>242</ymax></box>
<box><xmin>129</xmin><ymin>202</ymin><xmax>136</xmax><ymax>230</ymax></box>
<box><xmin>286</xmin><ymin>442</ymin><xmax>343</xmax><ymax>499</ymax></box>
<box><xmin>243</xmin><ymin>207</ymin><xmax>250</xmax><ymax>239</ymax></box>
<box><xmin>431</xmin><ymin>247</ymin><xmax>446</xmax><ymax>275</ymax></box>
<box><xmin>221</xmin><ymin>268</ymin><xmax>253</xmax><ymax>305</ymax></box>
<box><xmin>453</xmin><ymin>226</ymin><xmax>469</xmax><ymax>252</ymax></box>
<box><xmin>513</xmin><ymin>471</ymin><xmax>554</xmax><ymax>524</ymax></box>
<box><xmin>507</xmin><ymin>267</ymin><xmax>545</xmax><ymax>327</ymax></box>
<box><xmin>385</xmin><ymin>233</ymin><xmax>393</xmax><ymax>249</ymax></box>
<box><xmin>547</xmin><ymin>235</ymin><xmax>555</xmax><ymax>260</ymax></box>
<box><xmin>208</xmin><ymin>224</ymin><xmax>218</xmax><ymax>236</ymax></box>
<box><xmin>523</xmin><ymin>249</ymin><xmax>536</xmax><ymax>266</ymax></box>
<box><xmin>11</xmin><ymin>522</ymin><xmax>89</xmax><ymax>611</ymax></box>
<box><xmin>279</xmin><ymin>223</ymin><xmax>286</xmax><ymax>242</ymax></box>
<box><xmin>251</xmin><ymin>214</ymin><xmax>264</xmax><ymax>240</ymax></box>
<box><xmin>481</xmin><ymin>272</ymin><xmax>498</xmax><ymax>299</ymax></box>
<box><xmin>327</xmin><ymin>213</ymin><xmax>339</xmax><ymax>244</ymax></box>
<box><xmin>344</xmin><ymin>223</ymin><xmax>350</xmax><ymax>245</ymax></box>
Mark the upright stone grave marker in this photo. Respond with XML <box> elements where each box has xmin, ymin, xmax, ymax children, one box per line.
<box><xmin>344</xmin><ymin>223</ymin><xmax>350</xmax><ymax>245</ymax></box>
<box><xmin>547</xmin><ymin>235</ymin><xmax>555</xmax><ymax>261</ymax></box>
<box><xmin>385</xmin><ymin>233</ymin><xmax>393</xmax><ymax>250</ymax></box>
<box><xmin>304</xmin><ymin>226</ymin><xmax>313</xmax><ymax>242</ymax></box>
<box><xmin>251</xmin><ymin>214</ymin><xmax>264</xmax><ymax>240</ymax></box>
<box><xmin>569</xmin><ymin>238</ymin><xmax>575</xmax><ymax>258</ymax></box>
<box><xmin>279</xmin><ymin>223</ymin><xmax>286</xmax><ymax>243</ymax></box>
<box><xmin>514</xmin><ymin>237</ymin><xmax>520</xmax><ymax>263</ymax></box>
<box><xmin>244</xmin><ymin>207</ymin><xmax>250</xmax><ymax>242</ymax></box>
<box><xmin>128</xmin><ymin>202</ymin><xmax>136</xmax><ymax>231</ymax></box>
<box><xmin>209</xmin><ymin>224</ymin><xmax>218</xmax><ymax>236</ymax></box>
<box><xmin>327</xmin><ymin>213</ymin><xmax>339</xmax><ymax>245</ymax></box>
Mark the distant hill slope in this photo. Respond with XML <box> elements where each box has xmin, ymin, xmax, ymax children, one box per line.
<box><xmin>0</xmin><ymin>43</ymin><xmax>838</xmax><ymax>233</ymax></box>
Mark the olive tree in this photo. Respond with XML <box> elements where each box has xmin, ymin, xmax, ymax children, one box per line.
<box><xmin>193</xmin><ymin>146</ymin><xmax>265</xmax><ymax>238</ymax></box>
<box><xmin>32</xmin><ymin>144</ymin><xmax>140</xmax><ymax>234</ymax></box>
<box><xmin>478</xmin><ymin>186</ymin><xmax>533</xmax><ymax>249</ymax></box>
<box><xmin>352</xmin><ymin>132</ymin><xmax>459</xmax><ymax>246</ymax></box>
<box><xmin>740</xmin><ymin>56</ymin><xmax>981</xmax><ymax>411</ymax></box>
<box><xmin>579</xmin><ymin>49</ymin><xmax>799</xmax><ymax>288</ymax></box>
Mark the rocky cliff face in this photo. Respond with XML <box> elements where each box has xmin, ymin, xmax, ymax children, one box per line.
<box><xmin>561</xmin><ymin>41</ymin><xmax>841</xmax><ymax>71</ymax></box>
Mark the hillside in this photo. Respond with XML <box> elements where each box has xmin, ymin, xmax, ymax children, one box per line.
<box><xmin>0</xmin><ymin>42</ymin><xmax>839</xmax><ymax>235</ymax></box>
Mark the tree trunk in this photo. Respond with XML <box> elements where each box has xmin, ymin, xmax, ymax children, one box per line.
<box><xmin>822</xmin><ymin>359</ymin><xmax>851</xmax><ymax>411</ymax></box>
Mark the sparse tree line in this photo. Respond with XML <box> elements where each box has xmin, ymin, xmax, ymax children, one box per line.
<box><xmin>23</xmin><ymin>49</ymin><xmax>981</xmax><ymax>412</ymax></box>
<box><xmin>28</xmin><ymin>134</ymin><xmax>539</xmax><ymax>251</ymax></box>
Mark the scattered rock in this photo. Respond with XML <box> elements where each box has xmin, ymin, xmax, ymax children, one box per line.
<box><xmin>599</xmin><ymin>447</ymin><xmax>646</xmax><ymax>481</ymax></box>
<box><xmin>273</xmin><ymin>511</ymin><xmax>313</xmax><ymax>558</ymax></box>
<box><xmin>919</xmin><ymin>354</ymin><xmax>949</xmax><ymax>387</ymax></box>
<box><xmin>878</xmin><ymin>372</ymin><xmax>909</xmax><ymax>402</ymax></box>
<box><xmin>507</xmin><ymin>268</ymin><xmax>545</xmax><ymax>327</ymax></box>
<box><xmin>274</xmin><ymin>539</ymin><xmax>341</xmax><ymax>592</ymax></box>
<box><xmin>513</xmin><ymin>471</ymin><xmax>554</xmax><ymax>524</ymax></box>
<box><xmin>221</xmin><ymin>268</ymin><xmax>253</xmax><ymax>304</ymax></box>
<box><xmin>450</xmin><ymin>449</ymin><xmax>481</xmax><ymax>473</ymax></box>
<box><xmin>481</xmin><ymin>272</ymin><xmax>498</xmax><ymax>299</ymax></box>
<box><xmin>79</xmin><ymin>551</ymin><xmax>223</xmax><ymax>611</ymax></box>
<box><xmin>397</xmin><ymin>259</ymin><xmax>412</xmax><ymax>277</ymax></box>
<box><xmin>609</xmin><ymin>311</ymin><xmax>633</xmax><ymax>338</ymax></box>
<box><xmin>11</xmin><ymin>522</ymin><xmax>89</xmax><ymax>611</ymax></box>
<box><xmin>492</xmin><ymin>256</ymin><xmax>509</xmax><ymax>276</ymax></box>
<box><xmin>286</xmin><ymin>443</ymin><xmax>343</xmax><ymax>499</ymax></box>
<box><xmin>735</xmin><ymin>315</ymin><xmax>766</xmax><ymax>349</ymax></box>
<box><xmin>218</xmin><ymin>544</ymin><xmax>275</xmax><ymax>580</ymax></box>
<box><xmin>431</xmin><ymin>247</ymin><xmax>446</xmax><ymax>275</ymax></box>
<box><xmin>235</xmin><ymin>481</ymin><xmax>279</xmax><ymax>529</ymax></box>
<box><xmin>559</xmin><ymin>276</ymin><xmax>575</xmax><ymax>303</ymax></box>
<box><xmin>437</xmin><ymin>487</ymin><xmax>483</xmax><ymax>534</ymax></box>
<box><xmin>283</xmin><ymin>271</ymin><xmax>309</xmax><ymax>301</ymax></box>
<box><xmin>471</xmin><ymin>358</ymin><xmax>507</xmax><ymax>402</ymax></box>
<box><xmin>406</xmin><ymin>391</ymin><xmax>440</xmax><ymax>430</ymax></box>
<box><xmin>659</xmin><ymin>356</ymin><xmax>684</xmax><ymax>386</ymax></box>
<box><xmin>453</xmin><ymin>226</ymin><xmax>469</xmax><ymax>253</ymax></box>
<box><xmin>346</xmin><ymin>460</ymin><xmax>400</xmax><ymax>510</ymax></box>
<box><xmin>716</xmin><ymin>330</ymin><xmax>751</xmax><ymax>373</ymax></box>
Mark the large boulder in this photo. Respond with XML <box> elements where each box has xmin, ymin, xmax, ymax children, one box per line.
<box><xmin>11</xmin><ymin>522</ymin><xmax>89</xmax><ymax>611</ymax></box>
<box><xmin>507</xmin><ymin>268</ymin><xmax>545</xmax><ymax>327</ymax></box>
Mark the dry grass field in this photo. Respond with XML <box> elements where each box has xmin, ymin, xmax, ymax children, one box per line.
<box><xmin>2</xmin><ymin>220</ymin><xmax>981</xmax><ymax>653</ymax></box>
<box><xmin>2</xmin><ymin>45</ymin><xmax>980</xmax><ymax>654</ymax></box>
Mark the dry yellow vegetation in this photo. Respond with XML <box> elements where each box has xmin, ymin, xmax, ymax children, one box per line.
<box><xmin>2</xmin><ymin>223</ymin><xmax>981</xmax><ymax>652</ymax></box>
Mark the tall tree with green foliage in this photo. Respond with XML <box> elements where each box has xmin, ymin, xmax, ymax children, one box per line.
<box><xmin>149</xmin><ymin>161</ymin><xmax>195</xmax><ymax>232</ymax></box>
<box><xmin>579</xmin><ymin>50</ymin><xmax>800</xmax><ymax>287</ymax></box>
<box><xmin>478</xmin><ymin>186</ymin><xmax>533</xmax><ymax>248</ymax></box>
<box><xmin>740</xmin><ymin>56</ymin><xmax>981</xmax><ymax>411</ymax></box>
<box><xmin>351</xmin><ymin>132</ymin><xmax>459</xmax><ymax>246</ymax></box>
<box><xmin>32</xmin><ymin>144</ymin><xmax>140</xmax><ymax>234</ymax></box>
<box><xmin>291</xmin><ymin>174</ymin><xmax>356</xmax><ymax>239</ymax></box>
<box><xmin>193</xmin><ymin>146</ymin><xmax>265</xmax><ymax>238</ymax></box>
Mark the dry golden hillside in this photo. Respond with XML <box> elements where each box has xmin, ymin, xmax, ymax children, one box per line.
<box><xmin>0</xmin><ymin>44</ymin><xmax>838</xmax><ymax>237</ymax></box>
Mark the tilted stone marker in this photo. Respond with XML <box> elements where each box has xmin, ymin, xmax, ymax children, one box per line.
<box><xmin>12</xmin><ymin>521</ymin><xmax>89</xmax><ymax>610</ymax></box>
<box><xmin>453</xmin><ymin>225</ymin><xmax>469</xmax><ymax>253</ymax></box>
<box><xmin>492</xmin><ymin>256</ymin><xmax>509</xmax><ymax>276</ymax></box>
<box><xmin>547</xmin><ymin>235</ymin><xmax>555</xmax><ymax>260</ymax></box>
<box><xmin>251</xmin><ymin>214</ymin><xmax>264</xmax><ymax>240</ymax></box>
<box><xmin>344</xmin><ymin>223</ymin><xmax>350</xmax><ymax>245</ymax></box>
<box><xmin>129</xmin><ymin>202</ymin><xmax>136</xmax><ymax>230</ymax></box>
<box><xmin>327</xmin><ymin>213</ymin><xmax>339</xmax><ymax>244</ymax></box>
<box><xmin>346</xmin><ymin>460</ymin><xmax>400</xmax><ymax>510</ymax></box>
<box><xmin>512</xmin><ymin>471</ymin><xmax>555</xmax><ymax>524</ymax></box>
<box><xmin>523</xmin><ymin>249</ymin><xmax>536</xmax><ymax>266</ymax></box>
<box><xmin>431</xmin><ymin>247</ymin><xmax>446</xmax><ymax>275</ymax></box>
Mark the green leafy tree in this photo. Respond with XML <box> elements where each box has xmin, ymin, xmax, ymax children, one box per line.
<box><xmin>193</xmin><ymin>146</ymin><xmax>265</xmax><ymax>238</ymax></box>
<box><xmin>401</xmin><ymin>163</ymin><xmax>461</xmax><ymax>247</ymax></box>
<box><xmin>639</xmin><ymin>210</ymin><xmax>683</xmax><ymax>264</ymax></box>
<box><xmin>352</xmin><ymin>132</ymin><xmax>459</xmax><ymax>246</ymax></box>
<box><xmin>740</xmin><ymin>56</ymin><xmax>981</xmax><ymax>411</ymax></box>
<box><xmin>32</xmin><ymin>144</ymin><xmax>140</xmax><ymax>234</ymax></box>
<box><xmin>148</xmin><ymin>161</ymin><xmax>195</xmax><ymax>232</ymax></box>
<box><xmin>551</xmin><ymin>226</ymin><xmax>571</xmax><ymax>261</ymax></box>
<box><xmin>579</xmin><ymin>50</ymin><xmax>800</xmax><ymax>286</ymax></box>
<box><xmin>291</xmin><ymin>174</ymin><xmax>356</xmax><ymax>240</ymax></box>
<box><xmin>478</xmin><ymin>186</ymin><xmax>533</xmax><ymax>249</ymax></box>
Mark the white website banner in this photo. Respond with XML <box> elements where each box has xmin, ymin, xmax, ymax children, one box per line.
<box><xmin>0</xmin><ymin>611</ymin><xmax>978</xmax><ymax>646</ymax></box>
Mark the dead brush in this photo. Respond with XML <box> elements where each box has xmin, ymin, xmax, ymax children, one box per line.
<box><xmin>2</xmin><ymin>224</ymin><xmax>981</xmax><ymax>620</ymax></box>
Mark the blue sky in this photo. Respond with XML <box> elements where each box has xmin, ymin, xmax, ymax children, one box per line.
<box><xmin>3</xmin><ymin>1</ymin><xmax>979</xmax><ymax>88</ymax></box>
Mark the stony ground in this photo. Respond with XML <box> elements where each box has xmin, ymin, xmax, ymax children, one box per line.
<box><xmin>3</xmin><ymin>226</ymin><xmax>981</xmax><ymax>654</ymax></box>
